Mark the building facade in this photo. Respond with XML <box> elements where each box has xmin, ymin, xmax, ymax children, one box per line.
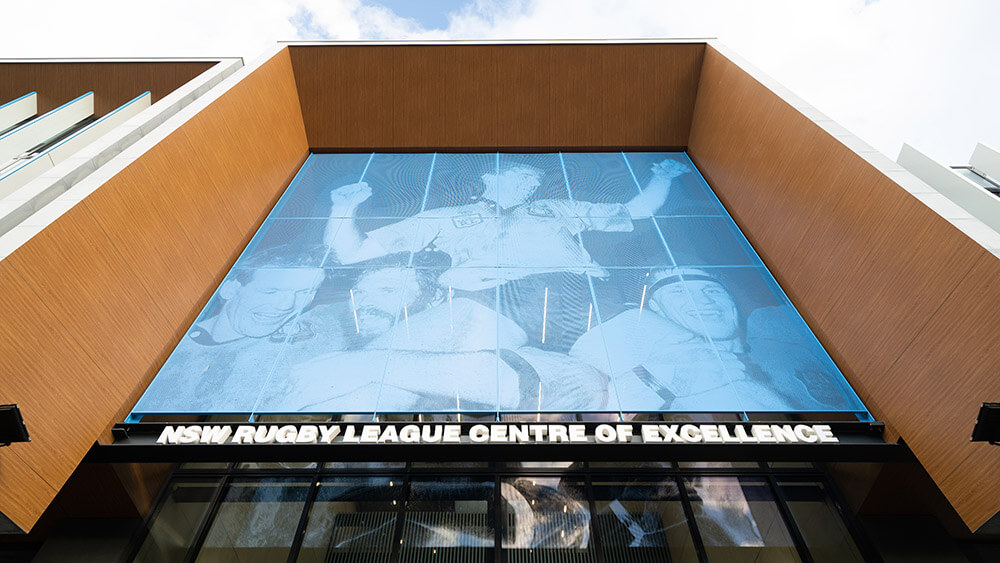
<box><xmin>0</xmin><ymin>41</ymin><xmax>998</xmax><ymax>562</ymax></box>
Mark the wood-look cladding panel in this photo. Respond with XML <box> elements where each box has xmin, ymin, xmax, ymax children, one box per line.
<box><xmin>881</xmin><ymin>254</ymin><xmax>1000</xmax><ymax>529</ymax></box>
<box><xmin>0</xmin><ymin>262</ymin><xmax>118</xmax><ymax>529</ymax></box>
<box><xmin>688</xmin><ymin>44</ymin><xmax>998</xmax><ymax>530</ymax></box>
<box><xmin>393</xmin><ymin>46</ymin><xmax>500</xmax><ymax>147</ymax></box>
<box><xmin>601</xmin><ymin>44</ymin><xmax>703</xmax><ymax>147</ymax></box>
<box><xmin>3</xmin><ymin>203</ymin><xmax>175</xmax><ymax>399</ymax></box>
<box><xmin>290</xmin><ymin>43</ymin><xmax>703</xmax><ymax>149</ymax></box>
<box><xmin>0</xmin><ymin>61</ymin><xmax>215</xmax><ymax>116</ymax></box>
<box><xmin>0</xmin><ymin>48</ymin><xmax>308</xmax><ymax>532</ymax></box>
<box><xmin>290</xmin><ymin>46</ymin><xmax>394</xmax><ymax>148</ymax></box>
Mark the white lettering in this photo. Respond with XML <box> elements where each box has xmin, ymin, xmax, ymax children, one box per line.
<box><xmin>180</xmin><ymin>426</ymin><xmax>202</xmax><ymax>444</ymax></box>
<box><xmin>319</xmin><ymin>425</ymin><xmax>341</xmax><ymax>444</ymax></box>
<box><xmin>548</xmin><ymin>425</ymin><xmax>568</xmax><ymax>443</ymax></box>
<box><xmin>469</xmin><ymin>425</ymin><xmax>490</xmax><ymax>443</ymax></box>
<box><xmin>680</xmin><ymin>425</ymin><xmax>701</xmax><ymax>442</ymax></box>
<box><xmin>595</xmin><ymin>424</ymin><xmax>616</xmax><ymax>443</ymax></box>
<box><xmin>378</xmin><ymin>426</ymin><xmax>398</xmax><ymax>443</ymax></box>
<box><xmin>753</xmin><ymin>425</ymin><xmax>776</xmax><ymax>443</ymax></box>
<box><xmin>772</xmin><ymin>424</ymin><xmax>797</xmax><ymax>443</ymax></box>
<box><xmin>275</xmin><ymin>425</ymin><xmax>298</xmax><ymax>443</ymax></box>
<box><xmin>701</xmin><ymin>424</ymin><xmax>722</xmax><ymax>443</ymax></box>
<box><xmin>659</xmin><ymin>424</ymin><xmax>682</xmax><ymax>443</ymax></box>
<box><xmin>490</xmin><ymin>425</ymin><xmax>508</xmax><ymax>443</ymax></box>
<box><xmin>422</xmin><ymin>425</ymin><xmax>442</xmax><ymax>443</ymax></box>
<box><xmin>569</xmin><ymin>424</ymin><xmax>587</xmax><ymax>443</ymax></box>
<box><xmin>719</xmin><ymin>425</ymin><xmax>740</xmax><ymax>443</ymax></box>
<box><xmin>509</xmin><ymin>424</ymin><xmax>529</xmax><ymax>442</ymax></box>
<box><xmin>400</xmin><ymin>425</ymin><xmax>420</xmax><ymax>443</ymax></box>
<box><xmin>156</xmin><ymin>426</ymin><xmax>184</xmax><ymax>445</ymax></box>
<box><xmin>342</xmin><ymin>425</ymin><xmax>359</xmax><ymax>443</ymax></box>
<box><xmin>734</xmin><ymin>425</ymin><xmax>757</xmax><ymax>443</ymax></box>
<box><xmin>641</xmin><ymin>425</ymin><xmax>662</xmax><ymax>443</ymax></box>
<box><xmin>232</xmin><ymin>425</ymin><xmax>256</xmax><ymax>444</ymax></box>
<box><xmin>295</xmin><ymin>425</ymin><xmax>318</xmax><ymax>443</ymax></box>
<box><xmin>529</xmin><ymin>425</ymin><xmax>548</xmax><ymax>441</ymax></box>
<box><xmin>815</xmin><ymin>425</ymin><xmax>838</xmax><ymax>443</ymax></box>
<box><xmin>616</xmin><ymin>424</ymin><xmax>633</xmax><ymax>443</ymax></box>
<box><xmin>200</xmin><ymin>425</ymin><xmax>232</xmax><ymax>444</ymax></box>
<box><xmin>443</xmin><ymin>425</ymin><xmax>461</xmax><ymax>443</ymax></box>
<box><xmin>360</xmin><ymin>425</ymin><xmax>380</xmax><ymax>443</ymax></box>
<box><xmin>255</xmin><ymin>426</ymin><xmax>278</xmax><ymax>443</ymax></box>
<box><xmin>793</xmin><ymin>425</ymin><xmax>818</xmax><ymax>443</ymax></box>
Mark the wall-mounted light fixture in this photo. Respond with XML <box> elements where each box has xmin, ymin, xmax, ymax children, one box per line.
<box><xmin>0</xmin><ymin>404</ymin><xmax>29</xmax><ymax>446</ymax></box>
<box><xmin>970</xmin><ymin>403</ymin><xmax>1000</xmax><ymax>445</ymax></box>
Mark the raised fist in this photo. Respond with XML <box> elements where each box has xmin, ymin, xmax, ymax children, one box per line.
<box><xmin>650</xmin><ymin>159</ymin><xmax>690</xmax><ymax>180</ymax></box>
<box><xmin>329</xmin><ymin>181</ymin><xmax>372</xmax><ymax>212</ymax></box>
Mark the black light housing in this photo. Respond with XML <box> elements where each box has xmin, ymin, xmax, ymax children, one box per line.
<box><xmin>970</xmin><ymin>403</ymin><xmax>1000</xmax><ymax>444</ymax></box>
<box><xmin>0</xmin><ymin>404</ymin><xmax>29</xmax><ymax>445</ymax></box>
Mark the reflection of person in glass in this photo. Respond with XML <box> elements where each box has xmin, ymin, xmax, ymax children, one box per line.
<box><xmin>283</xmin><ymin>262</ymin><xmax>608</xmax><ymax>412</ymax></box>
<box><xmin>571</xmin><ymin>268</ymin><xmax>842</xmax><ymax>411</ymax></box>
<box><xmin>324</xmin><ymin>159</ymin><xmax>690</xmax><ymax>290</ymax></box>
<box><xmin>135</xmin><ymin>245</ymin><xmax>344</xmax><ymax>412</ymax></box>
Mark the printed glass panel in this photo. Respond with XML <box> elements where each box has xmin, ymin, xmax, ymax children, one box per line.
<box><xmin>130</xmin><ymin>153</ymin><xmax>868</xmax><ymax>419</ymax></box>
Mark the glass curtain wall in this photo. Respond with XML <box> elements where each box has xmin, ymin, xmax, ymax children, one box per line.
<box><xmin>131</xmin><ymin>463</ymin><xmax>869</xmax><ymax>563</ymax></box>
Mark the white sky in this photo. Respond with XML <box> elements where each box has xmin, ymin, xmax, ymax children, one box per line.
<box><xmin>4</xmin><ymin>0</ymin><xmax>996</xmax><ymax>165</ymax></box>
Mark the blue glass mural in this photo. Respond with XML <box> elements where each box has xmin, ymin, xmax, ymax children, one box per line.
<box><xmin>131</xmin><ymin>153</ymin><xmax>867</xmax><ymax>419</ymax></box>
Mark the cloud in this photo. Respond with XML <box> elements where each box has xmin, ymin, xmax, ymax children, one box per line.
<box><xmin>0</xmin><ymin>0</ymin><xmax>995</xmax><ymax>164</ymax></box>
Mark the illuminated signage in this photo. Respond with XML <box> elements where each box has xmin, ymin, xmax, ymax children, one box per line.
<box><xmin>154</xmin><ymin>423</ymin><xmax>840</xmax><ymax>446</ymax></box>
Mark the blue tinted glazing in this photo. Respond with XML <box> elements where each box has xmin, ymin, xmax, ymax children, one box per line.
<box><xmin>130</xmin><ymin>152</ymin><xmax>868</xmax><ymax>419</ymax></box>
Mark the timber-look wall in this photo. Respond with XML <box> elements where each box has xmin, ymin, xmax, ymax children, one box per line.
<box><xmin>1</xmin><ymin>42</ymin><xmax>997</xmax><ymax>533</ymax></box>
<box><xmin>0</xmin><ymin>49</ymin><xmax>308</xmax><ymax>531</ymax></box>
<box><xmin>687</xmin><ymin>44</ymin><xmax>1000</xmax><ymax>531</ymax></box>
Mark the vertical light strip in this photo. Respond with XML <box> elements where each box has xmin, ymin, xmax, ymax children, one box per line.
<box><xmin>541</xmin><ymin>287</ymin><xmax>549</xmax><ymax>344</ymax></box>
<box><xmin>350</xmin><ymin>289</ymin><xmax>360</xmax><ymax>333</ymax></box>
<box><xmin>536</xmin><ymin>382</ymin><xmax>543</xmax><ymax>422</ymax></box>
<box><xmin>419</xmin><ymin>152</ymin><xmax>436</xmax><ymax>213</ymax></box>
<box><xmin>638</xmin><ymin>283</ymin><xmax>648</xmax><ymax>322</ymax></box>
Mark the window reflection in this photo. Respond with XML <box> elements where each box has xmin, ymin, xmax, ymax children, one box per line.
<box><xmin>777</xmin><ymin>479</ymin><xmax>865</xmax><ymax>563</ymax></box>
<box><xmin>296</xmin><ymin>477</ymin><xmax>402</xmax><ymax>562</ymax></box>
<box><xmin>682</xmin><ymin>476</ymin><xmax>801</xmax><ymax>562</ymax></box>
<box><xmin>399</xmin><ymin>478</ymin><xmax>495</xmax><ymax>562</ymax></box>
<box><xmin>135</xmin><ymin>470</ymin><xmax>868</xmax><ymax>562</ymax></box>
<box><xmin>592</xmin><ymin>476</ymin><xmax>698</xmax><ymax>562</ymax></box>
<box><xmin>501</xmin><ymin>477</ymin><xmax>595</xmax><ymax>561</ymax></box>
<box><xmin>194</xmin><ymin>478</ymin><xmax>311</xmax><ymax>562</ymax></box>
<box><xmin>134</xmin><ymin>479</ymin><xmax>221</xmax><ymax>563</ymax></box>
